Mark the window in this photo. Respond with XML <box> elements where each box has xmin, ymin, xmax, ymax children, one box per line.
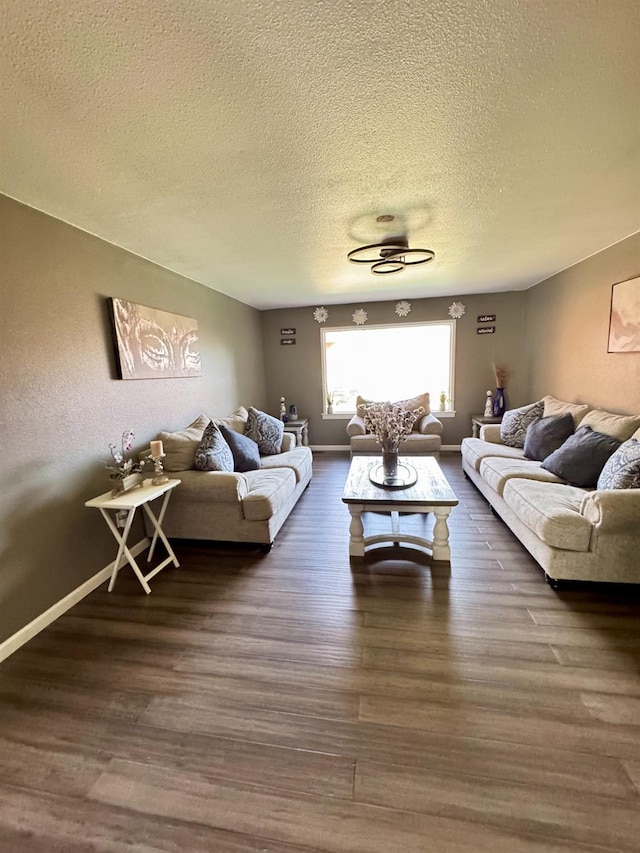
<box><xmin>321</xmin><ymin>321</ymin><xmax>455</xmax><ymax>414</ymax></box>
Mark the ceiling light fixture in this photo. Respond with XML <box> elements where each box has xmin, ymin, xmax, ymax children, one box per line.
<box><xmin>347</xmin><ymin>235</ymin><xmax>435</xmax><ymax>276</ymax></box>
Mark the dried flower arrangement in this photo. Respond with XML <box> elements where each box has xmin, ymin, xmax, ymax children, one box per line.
<box><xmin>492</xmin><ymin>363</ymin><xmax>510</xmax><ymax>388</ymax></box>
<box><xmin>363</xmin><ymin>403</ymin><xmax>424</xmax><ymax>453</ymax></box>
<box><xmin>106</xmin><ymin>430</ymin><xmax>143</xmax><ymax>480</ymax></box>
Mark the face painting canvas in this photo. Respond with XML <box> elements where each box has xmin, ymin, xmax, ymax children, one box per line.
<box><xmin>111</xmin><ymin>298</ymin><xmax>201</xmax><ymax>379</ymax></box>
<box><xmin>608</xmin><ymin>276</ymin><xmax>640</xmax><ymax>353</ymax></box>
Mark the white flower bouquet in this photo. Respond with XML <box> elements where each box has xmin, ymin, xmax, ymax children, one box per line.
<box><xmin>363</xmin><ymin>403</ymin><xmax>424</xmax><ymax>453</ymax></box>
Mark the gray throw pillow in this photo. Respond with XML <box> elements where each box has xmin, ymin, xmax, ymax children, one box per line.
<box><xmin>500</xmin><ymin>401</ymin><xmax>544</xmax><ymax>448</ymax></box>
<box><xmin>523</xmin><ymin>413</ymin><xmax>575</xmax><ymax>461</ymax></box>
<box><xmin>219</xmin><ymin>423</ymin><xmax>261</xmax><ymax>472</ymax></box>
<box><xmin>597</xmin><ymin>439</ymin><xmax>640</xmax><ymax>490</ymax></box>
<box><xmin>540</xmin><ymin>425</ymin><xmax>621</xmax><ymax>487</ymax></box>
<box><xmin>245</xmin><ymin>407</ymin><xmax>284</xmax><ymax>456</ymax></box>
<box><xmin>194</xmin><ymin>421</ymin><xmax>234</xmax><ymax>472</ymax></box>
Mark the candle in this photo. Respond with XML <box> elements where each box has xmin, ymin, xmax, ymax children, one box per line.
<box><xmin>150</xmin><ymin>440</ymin><xmax>164</xmax><ymax>458</ymax></box>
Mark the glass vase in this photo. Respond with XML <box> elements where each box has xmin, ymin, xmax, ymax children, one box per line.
<box><xmin>382</xmin><ymin>449</ymin><xmax>399</xmax><ymax>481</ymax></box>
<box><xmin>492</xmin><ymin>387</ymin><xmax>506</xmax><ymax>417</ymax></box>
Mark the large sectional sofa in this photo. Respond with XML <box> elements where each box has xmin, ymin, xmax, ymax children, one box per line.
<box><xmin>144</xmin><ymin>409</ymin><xmax>312</xmax><ymax>549</ymax></box>
<box><xmin>461</xmin><ymin>398</ymin><xmax>640</xmax><ymax>586</ymax></box>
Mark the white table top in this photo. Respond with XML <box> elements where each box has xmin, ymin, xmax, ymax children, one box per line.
<box><xmin>85</xmin><ymin>478</ymin><xmax>181</xmax><ymax>509</ymax></box>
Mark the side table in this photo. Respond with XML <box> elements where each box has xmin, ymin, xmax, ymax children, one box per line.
<box><xmin>283</xmin><ymin>417</ymin><xmax>310</xmax><ymax>446</ymax></box>
<box><xmin>471</xmin><ymin>414</ymin><xmax>502</xmax><ymax>438</ymax></box>
<box><xmin>85</xmin><ymin>479</ymin><xmax>181</xmax><ymax>593</ymax></box>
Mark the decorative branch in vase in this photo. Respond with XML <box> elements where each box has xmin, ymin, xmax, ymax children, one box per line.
<box><xmin>363</xmin><ymin>403</ymin><xmax>424</xmax><ymax>481</ymax></box>
<box><xmin>491</xmin><ymin>363</ymin><xmax>510</xmax><ymax>418</ymax></box>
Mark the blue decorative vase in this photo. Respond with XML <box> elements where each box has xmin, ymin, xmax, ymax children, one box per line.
<box><xmin>492</xmin><ymin>387</ymin><xmax>506</xmax><ymax>417</ymax></box>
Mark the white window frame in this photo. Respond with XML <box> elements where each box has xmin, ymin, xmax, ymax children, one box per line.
<box><xmin>320</xmin><ymin>320</ymin><xmax>456</xmax><ymax>417</ymax></box>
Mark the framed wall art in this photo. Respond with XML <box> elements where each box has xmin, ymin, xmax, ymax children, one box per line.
<box><xmin>608</xmin><ymin>275</ymin><xmax>640</xmax><ymax>353</ymax></box>
<box><xmin>110</xmin><ymin>298</ymin><xmax>202</xmax><ymax>379</ymax></box>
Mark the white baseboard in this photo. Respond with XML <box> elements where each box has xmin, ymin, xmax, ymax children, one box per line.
<box><xmin>0</xmin><ymin>537</ymin><xmax>150</xmax><ymax>664</ymax></box>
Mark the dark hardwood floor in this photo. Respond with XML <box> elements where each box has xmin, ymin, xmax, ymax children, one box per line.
<box><xmin>1</xmin><ymin>452</ymin><xmax>640</xmax><ymax>852</ymax></box>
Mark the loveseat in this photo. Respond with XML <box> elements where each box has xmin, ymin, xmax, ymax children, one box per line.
<box><xmin>461</xmin><ymin>397</ymin><xmax>640</xmax><ymax>586</ymax></box>
<box><xmin>346</xmin><ymin>392</ymin><xmax>444</xmax><ymax>457</ymax></box>
<box><xmin>145</xmin><ymin>408</ymin><xmax>312</xmax><ymax>549</ymax></box>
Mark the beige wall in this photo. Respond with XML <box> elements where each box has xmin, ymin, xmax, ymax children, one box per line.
<box><xmin>0</xmin><ymin>195</ymin><xmax>265</xmax><ymax>644</ymax></box>
<box><xmin>261</xmin><ymin>292</ymin><xmax>529</xmax><ymax>447</ymax></box>
<box><xmin>526</xmin><ymin>233</ymin><xmax>640</xmax><ymax>412</ymax></box>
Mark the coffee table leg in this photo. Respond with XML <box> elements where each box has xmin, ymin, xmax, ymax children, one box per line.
<box><xmin>432</xmin><ymin>507</ymin><xmax>451</xmax><ymax>561</ymax></box>
<box><xmin>348</xmin><ymin>505</ymin><xmax>365</xmax><ymax>557</ymax></box>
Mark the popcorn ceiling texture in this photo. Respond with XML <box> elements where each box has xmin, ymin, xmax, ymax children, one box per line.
<box><xmin>1</xmin><ymin>0</ymin><xmax>638</xmax><ymax>308</ymax></box>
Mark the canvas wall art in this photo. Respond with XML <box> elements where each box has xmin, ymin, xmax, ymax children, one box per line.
<box><xmin>111</xmin><ymin>298</ymin><xmax>202</xmax><ymax>379</ymax></box>
<box><xmin>608</xmin><ymin>276</ymin><xmax>640</xmax><ymax>353</ymax></box>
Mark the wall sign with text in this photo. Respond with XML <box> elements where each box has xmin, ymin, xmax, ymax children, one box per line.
<box><xmin>476</xmin><ymin>326</ymin><xmax>496</xmax><ymax>335</ymax></box>
<box><xmin>280</xmin><ymin>328</ymin><xmax>296</xmax><ymax>336</ymax></box>
<box><xmin>280</xmin><ymin>338</ymin><xmax>296</xmax><ymax>346</ymax></box>
<box><xmin>477</xmin><ymin>314</ymin><xmax>496</xmax><ymax>323</ymax></box>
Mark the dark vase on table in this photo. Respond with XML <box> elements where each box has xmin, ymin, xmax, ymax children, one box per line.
<box><xmin>492</xmin><ymin>387</ymin><xmax>506</xmax><ymax>418</ymax></box>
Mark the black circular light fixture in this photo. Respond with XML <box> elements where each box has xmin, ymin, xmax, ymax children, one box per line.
<box><xmin>347</xmin><ymin>235</ymin><xmax>435</xmax><ymax>276</ymax></box>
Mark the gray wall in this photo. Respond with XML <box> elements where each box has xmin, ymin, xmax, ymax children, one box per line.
<box><xmin>261</xmin><ymin>292</ymin><xmax>529</xmax><ymax>447</ymax></box>
<box><xmin>525</xmin><ymin>233</ymin><xmax>640</xmax><ymax>411</ymax></box>
<box><xmin>0</xmin><ymin>195</ymin><xmax>265</xmax><ymax>644</ymax></box>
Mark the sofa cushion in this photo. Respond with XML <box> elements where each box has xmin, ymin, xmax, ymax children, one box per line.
<box><xmin>597</xmin><ymin>439</ymin><xmax>640</xmax><ymax>490</ymax></box>
<box><xmin>245</xmin><ymin>407</ymin><xmax>284</xmax><ymax>456</ymax></box>
<box><xmin>218</xmin><ymin>423</ymin><xmax>261</xmax><ymax>473</ymax></box>
<box><xmin>503</xmin><ymin>479</ymin><xmax>593</xmax><ymax>552</ymax></box>
<box><xmin>242</xmin><ymin>469</ymin><xmax>296</xmax><ymax>521</ymax></box>
<box><xmin>500</xmin><ymin>401</ymin><xmax>544</xmax><ymax>448</ymax></box>
<box><xmin>194</xmin><ymin>421</ymin><xmax>234</xmax><ymax>472</ymax></box>
<box><xmin>461</xmin><ymin>437</ymin><xmax>526</xmax><ymax>472</ymax></box>
<box><xmin>479</xmin><ymin>457</ymin><xmax>564</xmax><ymax>497</ymax></box>
<box><xmin>542</xmin><ymin>395</ymin><xmax>590</xmax><ymax>426</ymax></box>
<box><xmin>157</xmin><ymin>414</ymin><xmax>210</xmax><ymax>472</ymax></box>
<box><xmin>580</xmin><ymin>408</ymin><xmax>640</xmax><ymax>442</ymax></box>
<box><xmin>541</xmin><ymin>426</ymin><xmax>621</xmax><ymax>487</ymax></box>
<box><xmin>523</xmin><ymin>413</ymin><xmax>575</xmax><ymax>461</ymax></box>
<box><xmin>259</xmin><ymin>446</ymin><xmax>313</xmax><ymax>484</ymax></box>
<box><xmin>215</xmin><ymin>406</ymin><xmax>249</xmax><ymax>434</ymax></box>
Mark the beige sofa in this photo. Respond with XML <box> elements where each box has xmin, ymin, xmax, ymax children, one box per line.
<box><xmin>346</xmin><ymin>392</ymin><xmax>444</xmax><ymax>457</ymax></box>
<box><xmin>461</xmin><ymin>409</ymin><xmax>640</xmax><ymax>586</ymax></box>
<box><xmin>145</xmin><ymin>411</ymin><xmax>312</xmax><ymax>550</ymax></box>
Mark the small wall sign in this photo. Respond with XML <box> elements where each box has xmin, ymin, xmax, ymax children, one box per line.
<box><xmin>280</xmin><ymin>338</ymin><xmax>296</xmax><ymax>346</ymax></box>
<box><xmin>477</xmin><ymin>326</ymin><xmax>496</xmax><ymax>334</ymax></box>
<box><xmin>477</xmin><ymin>314</ymin><xmax>496</xmax><ymax>323</ymax></box>
<box><xmin>280</xmin><ymin>327</ymin><xmax>296</xmax><ymax>336</ymax></box>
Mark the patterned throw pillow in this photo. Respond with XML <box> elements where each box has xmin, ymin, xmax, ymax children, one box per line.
<box><xmin>245</xmin><ymin>407</ymin><xmax>284</xmax><ymax>456</ymax></box>
<box><xmin>219</xmin><ymin>423</ymin><xmax>261</xmax><ymax>472</ymax></box>
<box><xmin>597</xmin><ymin>439</ymin><xmax>640</xmax><ymax>490</ymax></box>
<box><xmin>500</xmin><ymin>401</ymin><xmax>544</xmax><ymax>448</ymax></box>
<box><xmin>194</xmin><ymin>421</ymin><xmax>234</xmax><ymax>472</ymax></box>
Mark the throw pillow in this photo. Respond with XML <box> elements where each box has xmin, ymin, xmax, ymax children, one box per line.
<box><xmin>597</xmin><ymin>439</ymin><xmax>640</xmax><ymax>490</ymax></box>
<box><xmin>219</xmin><ymin>423</ymin><xmax>261</xmax><ymax>472</ymax></box>
<box><xmin>580</xmin><ymin>408</ymin><xmax>640</xmax><ymax>443</ymax></box>
<box><xmin>500</xmin><ymin>401</ymin><xmax>544</xmax><ymax>448</ymax></box>
<box><xmin>541</xmin><ymin>395</ymin><xmax>590</xmax><ymax>426</ymax></box>
<box><xmin>245</xmin><ymin>406</ymin><xmax>284</xmax><ymax>456</ymax></box>
<box><xmin>156</xmin><ymin>413</ymin><xmax>210</xmax><ymax>472</ymax></box>
<box><xmin>540</xmin><ymin>425</ymin><xmax>621</xmax><ymax>487</ymax></box>
<box><xmin>523</xmin><ymin>413</ymin><xmax>575</xmax><ymax>461</ymax></box>
<box><xmin>194</xmin><ymin>421</ymin><xmax>234</xmax><ymax>472</ymax></box>
<box><xmin>215</xmin><ymin>405</ymin><xmax>249</xmax><ymax>434</ymax></box>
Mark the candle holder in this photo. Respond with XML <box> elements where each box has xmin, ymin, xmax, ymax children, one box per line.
<box><xmin>151</xmin><ymin>454</ymin><xmax>169</xmax><ymax>486</ymax></box>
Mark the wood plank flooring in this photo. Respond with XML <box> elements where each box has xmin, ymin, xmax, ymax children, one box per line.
<box><xmin>1</xmin><ymin>452</ymin><xmax>640</xmax><ymax>852</ymax></box>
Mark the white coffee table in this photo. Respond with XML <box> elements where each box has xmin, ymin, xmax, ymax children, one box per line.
<box><xmin>342</xmin><ymin>456</ymin><xmax>458</xmax><ymax>560</ymax></box>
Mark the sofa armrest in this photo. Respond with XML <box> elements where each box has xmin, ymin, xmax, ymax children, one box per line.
<box><xmin>280</xmin><ymin>432</ymin><xmax>296</xmax><ymax>452</ymax></box>
<box><xmin>479</xmin><ymin>424</ymin><xmax>504</xmax><ymax>444</ymax></box>
<box><xmin>169</xmin><ymin>470</ymin><xmax>249</xmax><ymax>502</ymax></box>
<box><xmin>346</xmin><ymin>414</ymin><xmax>367</xmax><ymax>437</ymax></box>
<box><xmin>418</xmin><ymin>413</ymin><xmax>443</xmax><ymax>436</ymax></box>
<box><xmin>580</xmin><ymin>489</ymin><xmax>640</xmax><ymax>533</ymax></box>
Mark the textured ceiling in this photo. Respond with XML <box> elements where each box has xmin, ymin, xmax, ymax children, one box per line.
<box><xmin>1</xmin><ymin>0</ymin><xmax>639</xmax><ymax>309</ymax></box>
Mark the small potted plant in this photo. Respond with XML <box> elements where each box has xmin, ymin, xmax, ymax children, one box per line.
<box><xmin>326</xmin><ymin>391</ymin><xmax>334</xmax><ymax>414</ymax></box>
<box><xmin>106</xmin><ymin>430</ymin><xmax>144</xmax><ymax>495</ymax></box>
